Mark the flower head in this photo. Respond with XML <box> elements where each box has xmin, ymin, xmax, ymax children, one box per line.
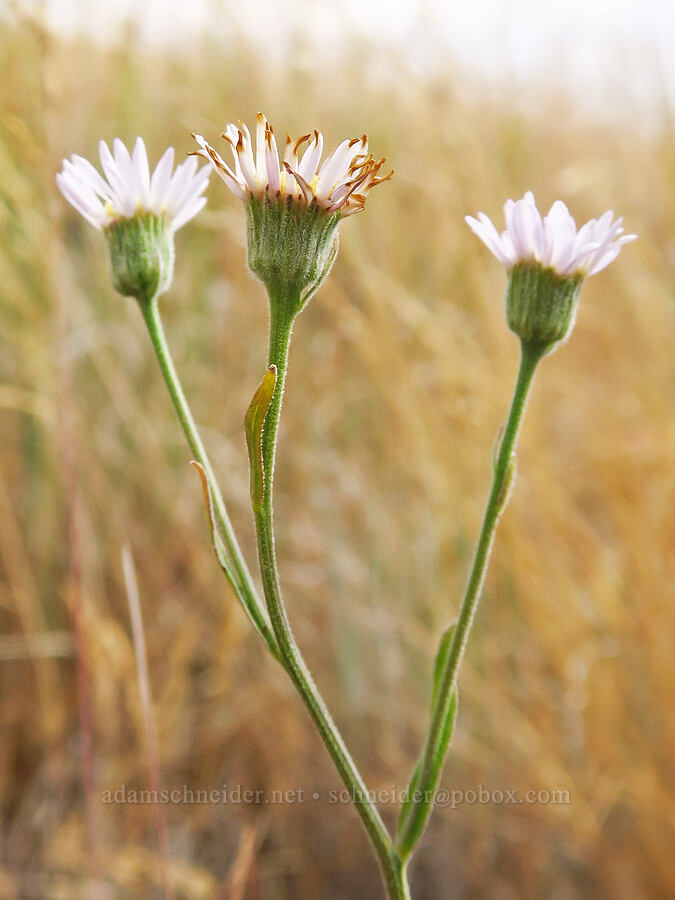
<box><xmin>466</xmin><ymin>192</ymin><xmax>637</xmax><ymax>350</ymax></box>
<box><xmin>465</xmin><ymin>191</ymin><xmax>636</xmax><ymax>278</ymax></box>
<box><xmin>57</xmin><ymin>138</ymin><xmax>210</xmax><ymax>303</ymax></box>
<box><xmin>192</xmin><ymin>115</ymin><xmax>391</xmax><ymax>308</ymax></box>
<box><xmin>56</xmin><ymin>137</ymin><xmax>210</xmax><ymax>231</ymax></box>
<box><xmin>192</xmin><ymin>113</ymin><xmax>392</xmax><ymax>217</ymax></box>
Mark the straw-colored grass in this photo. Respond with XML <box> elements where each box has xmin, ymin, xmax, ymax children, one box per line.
<box><xmin>1</xmin><ymin>11</ymin><xmax>673</xmax><ymax>899</ymax></box>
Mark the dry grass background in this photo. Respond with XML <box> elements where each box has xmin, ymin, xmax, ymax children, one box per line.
<box><xmin>1</xmin><ymin>8</ymin><xmax>674</xmax><ymax>899</ymax></box>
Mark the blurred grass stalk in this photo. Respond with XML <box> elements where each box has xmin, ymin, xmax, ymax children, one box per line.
<box><xmin>122</xmin><ymin>545</ymin><xmax>174</xmax><ymax>900</ymax></box>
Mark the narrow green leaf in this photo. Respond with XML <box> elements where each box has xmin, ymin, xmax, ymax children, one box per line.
<box><xmin>396</xmin><ymin>760</ymin><xmax>421</xmax><ymax>840</ymax></box>
<box><xmin>190</xmin><ymin>461</ymin><xmax>236</xmax><ymax>584</ymax></box>
<box><xmin>432</xmin><ymin>624</ymin><xmax>456</xmax><ymax>710</ymax></box>
<box><xmin>244</xmin><ymin>365</ymin><xmax>277</xmax><ymax>509</ymax></box>
<box><xmin>396</xmin><ymin>623</ymin><xmax>457</xmax><ymax>850</ymax></box>
<box><xmin>496</xmin><ymin>456</ymin><xmax>517</xmax><ymax>511</ymax></box>
<box><xmin>191</xmin><ymin>461</ymin><xmax>279</xmax><ymax>656</ymax></box>
<box><xmin>397</xmin><ymin>690</ymin><xmax>458</xmax><ymax>857</ymax></box>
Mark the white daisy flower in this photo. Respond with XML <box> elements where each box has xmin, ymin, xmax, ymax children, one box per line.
<box><xmin>466</xmin><ymin>191</ymin><xmax>636</xmax><ymax>278</ymax></box>
<box><xmin>56</xmin><ymin>137</ymin><xmax>210</xmax><ymax>231</ymax></box>
<box><xmin>192</xmin><ymin>113</ymin><xmax>392</xmax><ymax>217</ymax></box>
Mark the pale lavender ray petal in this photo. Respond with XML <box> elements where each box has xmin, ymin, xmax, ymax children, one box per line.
<box><xmin>588</xmin><ymin>244</ymin><xmax>622</xmax><ymax>275</ymax></box>
<box><xmin>132</xmin><ymin>137</ymin><xmax>151</xmax><ymax>207</ymax></box>
<box><xmin>112</xmin><ymin>138</ymin><xmax>134</xmax><ymax>186</ymax></box>
<box><xmin>465</xmin><ymin>214</ymin><xmax>510</xmax><ymax>264</ymax></box>
<box><xmin>149</xmin><ymin>147</ymin><xmax>175</xmax><ymax>207</ymax></box>
<box><xmin>500</xmin><ymin>231</ymin><xmax>519</xmax><ymax>266</ymax></box>
<box><xmin>215</xmin><ymin>167</ymin><xmax>248</xmax><ymax>199</ymax></box>
<box><xmin>99</xmin><ymin>140</ymin><xmax>129</xmax><ymax>209</ymax></box>
<box><xmin>171</xmin><ymin>195</ymin><xmax>208</xmax><ymax>231</ymax></box>
<box><xmin>316</xmin><ymin>140</ymin><xmax>353</xmax><ymax>198</ymax></box>
<box><xmin>236</xmin><ymin>140</ymin><xmax>258</xmax><ymax>192</ymax></box>
<box><xmin>298</xmin><ymin>131</ymin><xmax>324</xmax><ymax>182</ymax></box>
<box><xmin>176</xmin><ymin>166</ymin><xmax>210</xmax><ymax>216</ymax></box>
<box><xmin>234</xmin><ymin>124</ymin><xmax>257</xmax><ymax>191</ymax></box>
<box><xmin>285</xmin><ymin>164</ymin><xmax>313</xmax><ymax>203</ymax></box>
<box><xmin>56</xmin><ymin>172</ymin><xmax>106</xmax><ymax>228</ymax></box>
<box><xmin>509</xmin><ymin>199</ymin><xmax>538</xmax><ymax>260</ymax></box>
<box><xmin>503</xmin><ymin>198</ymin><xmax>516</xmax><ymax>231</ymax></box>
<box><xmin>164</xmin><ymin>156</ymin><xmax>198</xmax><ymax>212</ymax></box>
<box><xmin>545</xmin><ymin>201</ymin><xmax>577</xmax><ymax>270</ymax></box>
<box><xmin>265</xmin><ymin>130</ymin><xmax>281</xmax><ymax>193</ymax></box>
<box><xmin>558</xmin><ymin>241</ymin><xmax>601</xmax><ymax>276</ymax></box>
<box><xmin>255</xmin><ymin>114</ymin><xmax>268</xmax><ymax>187</ymax></box>
<box><xmin>63</xmin><ymin>159</ymin><xmax>115</xmax><ymax>208</ymax></box>
<box><xmin>70</xmin><ymin>155</ymin><xmax>114</xmax><ymax>199</ymax></box>
<box><xmin>193</xmin><ymin>133</ymin><xmax>241</xmax><ymax>186</ymax></box>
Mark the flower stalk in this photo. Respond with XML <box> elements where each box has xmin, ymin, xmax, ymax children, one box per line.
<box><xmin>393</xmin><ymin>191</ymin><xmax>633</xmax><ymax>861</ymax></box>
<box><xmin>398</xmin><ymin>337</ymin><xmax>549</xmax><ymax>861</ymax></box>
<box><xmin>138</xmin><ymin>294</ymin><xmax>278</xmax><ymax>656</ymax></box>
<box><xmin>247</xmin><ymin>282</ymin><xmax>410</xmax><ymax>898</ymax></box>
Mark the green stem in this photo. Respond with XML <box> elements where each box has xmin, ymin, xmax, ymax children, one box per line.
<box><xmin>253</xmin><ymin>283</ymin><xmax>409</xmax><ymax>900</ymax></box>
<box><xmin>138</xmin><ymin>296</ymin><xmax>278</xmax><ymax>656</ymax></box>
<box><xmin>397</xmin><ymin>338</ymin><xmax>549</xmax><ymax>861</ymax></box>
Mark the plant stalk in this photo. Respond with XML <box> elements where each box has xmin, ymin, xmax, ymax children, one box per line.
<box><xmin>252</xmin><ymin>283</ymin><xmax>410</xmax><ymax>899</ymax></box>
<box><xmin>138</xmin><ymin>295</ymin><xmax>277</xmax><ymax>655</ymax></box>
<box><xmin>397</xmin><ymin>338</ymin><xmax>549</xmax><ymax>860</ymax></box>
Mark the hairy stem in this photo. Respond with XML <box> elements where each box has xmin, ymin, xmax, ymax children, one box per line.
<box><xmin>252</xmin><ymin>283</ymin><xmax>410</xmax><ymax>899</ymax></box>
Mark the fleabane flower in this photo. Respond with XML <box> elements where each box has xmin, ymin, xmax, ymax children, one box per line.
<box><xmin>465</xmin><ymin>192</ymin><xmax>637</xmax><ymax>348</ymax></box>
<box><xmin>466</xmin><ymin>191</ymin><xmax>636</xmax><ymax>278</ymax></box>
<box><xmin>57</xmin><ymin>137</ymin><xmax>210</xmax><ymax>232</ymax></box>
<box><xmin>56</xmin><ymin>138</ymin><xmax>210</xmax><ymax>303</ymax></box>
<box><xmin>192</xmin><ymin>114</ymin><xmax>392</xmax><ymax>308</ymax></box>
<box><xmin>193</xmin><ymin>113</ymin><xmax>391</xmax><ymax>216</ymax></box>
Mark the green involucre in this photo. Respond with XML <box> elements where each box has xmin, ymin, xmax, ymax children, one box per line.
<box><xmin>104</xmin><ymin>212</ymin><xmax>174</xmax><ymax>304</ymax></box>
<box><xmin>245</xmin><ymin>195</ymin><xmax>340</xmax><ymax>311</ymax></box>
<box><xmin>506</xmin><ymin>262</ymin><xmax>582</xmax><ymax>347</ymax></box>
